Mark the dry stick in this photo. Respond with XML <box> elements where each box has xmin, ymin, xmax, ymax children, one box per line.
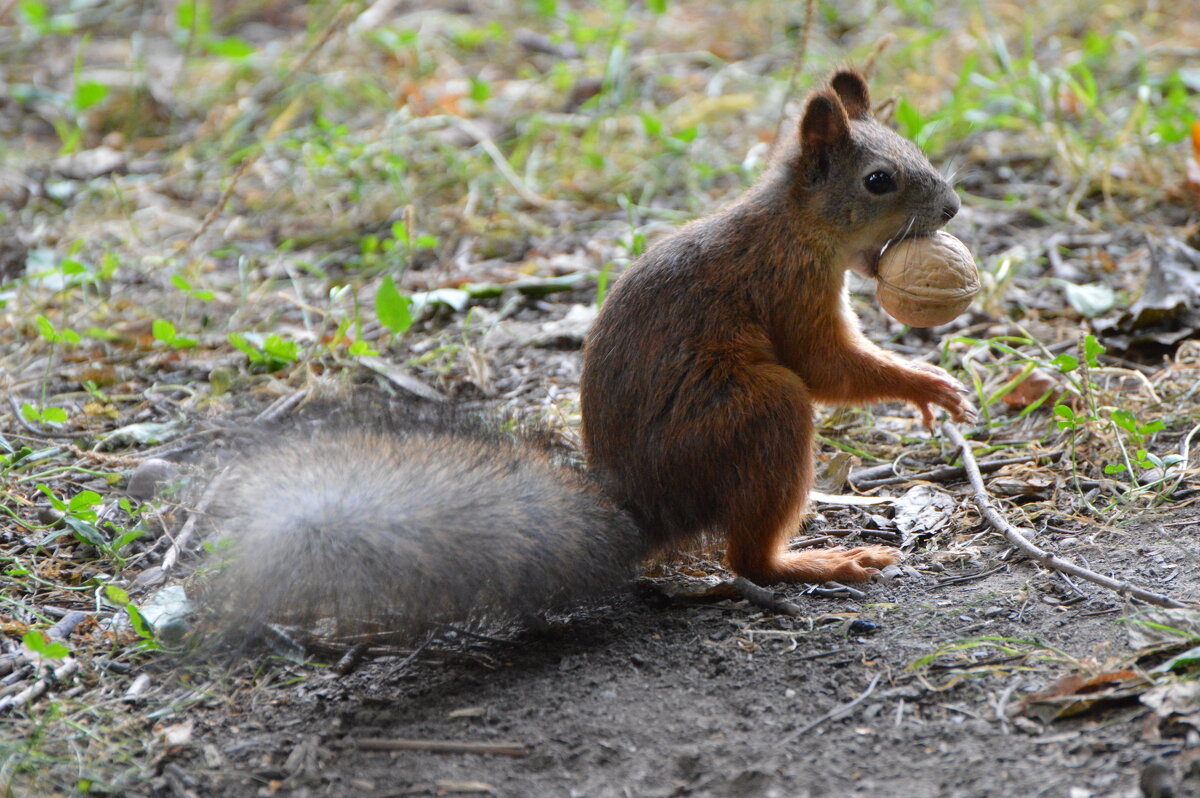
<box><xmin>47</xmin><ymin>611</ymin><xmax>87</xmax><ymax>641</ymax></box>
<box><xmin>331</xmin><ymin>643</ymin><xmax>369</xmax><ymax>678</ymax></box>
<box><xmin>181</xmin><ymin>4</ymin><xmax>354</xmax><ymax>251</ymax></box>
<box><xmin>732</xmin><ymin>577</ymin><xmax>804</xmax><ymax>617</ymax></box>
<box><xmin>852</xmin><ymin>450</ymin><xmax>1064</xmax><ymax>491</ymax></box>
<box><xmin>782</xmin><ymin>672</ymin><xmax>883</xmax><ymax>743</ymax></box>
<box><xmin>254</xmin><ymin>389</ymin><xmax>308</xmax><ymax>424</ymax></box>
<box><xmin>345</xmin><ymin>738</ymin><xmax>531</xmax><ymax>757</ymax></box>
<box><xmin>161</xmin><ymin>468</ymin><xmax>229</xmax><ymax>575</ymax></box>
<box><xmin>942</xmin><ymin>422</ymin><xmax>1187</xmax><ymax>609</ymax></box>
<box><xmin>0</xmin><ymin>659</ymin><xmax>79</xmax><ymax>714</ymax></box>
<box><xmin>809</xmin><ymin>582</ymin><xmax>867</xmax><ymax>601</ymax></box>
<box><xmin>774</xmin><ymin>0</ymin><xmax>818</xmax><ymax>141</ymax></box>
<box><xmin>452</xmin><ymin>118</ymin><xmax>549</xmax><ymax>208</ymax></box>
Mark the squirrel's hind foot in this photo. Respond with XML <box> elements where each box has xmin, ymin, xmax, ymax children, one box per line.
<box><xmin>731</xmin><ymin>545</ymin><xmax>898</xmax><ymax>586</ymax></box>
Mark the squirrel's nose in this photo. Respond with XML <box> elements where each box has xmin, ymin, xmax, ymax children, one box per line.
<box><xmin>942</xmin><ymin>193</ymin><xmax>961</xmax><ymax>221</ymax></box>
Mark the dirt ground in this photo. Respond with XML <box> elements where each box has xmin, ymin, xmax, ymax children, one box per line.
<box><xmin>149</xmin><ymin>503</ymin><xmax>1200</xmax><ymax>798</ymax></box>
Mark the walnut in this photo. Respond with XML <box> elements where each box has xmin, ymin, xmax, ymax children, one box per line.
<box><xmin>875</xmin><ymin>231</ymin><xmax>979</xmax><ymax>328</ymax></box>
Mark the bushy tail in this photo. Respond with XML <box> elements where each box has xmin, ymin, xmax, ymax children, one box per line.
<box><xmin>202</xmin><ymin>407</ymin><xmax>644</xmax><ymax>640</ymax></box>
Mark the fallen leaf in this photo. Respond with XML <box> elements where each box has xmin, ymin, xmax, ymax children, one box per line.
<box><xmin>1022</xmin><ymin>670</ymin><xmax>1148</xmax><ymax>722</ymax></box>
<box><xmin>1141</xmin><ymin>681</ymin><xmax>1200</xmax><ymax>731</ymax></box>
<box><xmin>891</xmin><ymin>484</ymin><xmax>956</xmax><ymax>542</ymax></box>
<box><xmin>1002</xmin><ymin>368</ymin><xmax>1061</xmax><ymax>409</ymax></box>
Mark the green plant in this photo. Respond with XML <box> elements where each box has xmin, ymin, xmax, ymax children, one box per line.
<box><xmin>103</xmin><ymin>585</ymin><xmax>158</xmax><ymax>650</ymax></box>
<box><xmin>22</xmin><ymin>630</ymin><xmax>69</xmax><ymax>661</ymax></box>
<box><xmin>228</xmin><ymin>332</ymin><xmax>301</xmax><ymax>371</ymax></box>
<box><xmin>152</xmin><ymin>319</ymin><xmax>197</xmax><ymax>350</ymax></box>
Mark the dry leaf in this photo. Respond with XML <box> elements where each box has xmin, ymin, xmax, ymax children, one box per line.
<box><xmin>1002</xmin><ymin>368</ymin><xmax>1061</xmax><ymax>409</ymax></box>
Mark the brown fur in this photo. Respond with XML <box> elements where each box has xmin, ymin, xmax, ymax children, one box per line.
<box><xmin>580</xmin><ymin>69</ymin><xmax>970</xmax><ymax>584</ymax></box>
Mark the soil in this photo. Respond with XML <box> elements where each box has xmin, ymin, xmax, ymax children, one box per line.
<box><xmin>143</xmin><ymin>474</ymin><xmax>1200</xmax><ymax>798</ymax></box>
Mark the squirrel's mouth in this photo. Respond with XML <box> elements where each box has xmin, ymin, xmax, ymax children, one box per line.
<box><xmin>849</xmin><ymin>247</ymin><xmax>883</xmax><ymax>279</ymax></box>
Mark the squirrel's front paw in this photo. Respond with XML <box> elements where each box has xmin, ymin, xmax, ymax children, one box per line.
<box><xmin>909</xmin><ymin>364</ymin><xmax>974</xmax><ymax>428</ymax></box>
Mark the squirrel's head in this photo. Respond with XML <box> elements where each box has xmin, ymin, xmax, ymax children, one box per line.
<box><xmin>793</xmin><ymin>69</ymin><xmax>961</xmax><ymax>276</ymax></box>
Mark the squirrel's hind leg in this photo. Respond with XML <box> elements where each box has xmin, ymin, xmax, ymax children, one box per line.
<box><xmin>717</xmin><ymin>366</ymin><xmax>899</xmax><ymax>585</ymax></box>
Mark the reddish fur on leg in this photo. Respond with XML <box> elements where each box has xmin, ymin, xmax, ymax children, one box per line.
<box><xmin>730</xmin><ymin>543</ymin><xmax>898</xmax><ymax>585</ymax></box>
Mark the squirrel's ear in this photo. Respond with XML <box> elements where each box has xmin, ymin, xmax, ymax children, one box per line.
<box><xmin>829</xmin><ymin>69</ymin><xmax>871</xmax><ymax>119</ymax></box>
<box><xmin>799</xmin><ymin>92</ymin><xmax>851</xmax><ymax>157</ymax></box>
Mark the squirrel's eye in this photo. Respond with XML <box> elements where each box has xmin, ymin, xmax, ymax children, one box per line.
<box><xmin>863</xmin><ymin>171</ymin><xmax>897</xmax><ymax>195</ymax></box>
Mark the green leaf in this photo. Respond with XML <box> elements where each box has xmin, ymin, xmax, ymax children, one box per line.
<box><xmin>228</xmin><ymin>332</ymin><xmax>261</xmax><ymax>361</ymax></box>
<box><xmin>640</xmin><ymin>112</ymin><xmax>664</xmax><ymax>139</ymax></box>
<box><xmin>1140</xmin><ymin>420</ymin><xmax>1166</xmax><ymax>436</ymax></box>
<box><xmin>596</xmin><ymin>262</ymin><xmax>614</xmax><ymax>308</ymax></box>
<box><xmin>152</xmin><ymin>319</ymin><xmax>177</xmax><ymax>343</ymax></box>
<box><xmin>112</xmin><ymin>529</ymin><xmax>145</xmax><ymax>552</ymax></box>
<box><xmin>895</xmin><ymin>97</ymin><xmax>924</xmax><ymax>139</ymax></box>
<box><xmin>105</xmin><ymin>585</ymin><xmax>131</xmax><ymax>606</ymax></box>
<box><xmin>64</xmin><ymin>517</ymin><xmax>104</xmax><ymax>545</ymax></box>
<box><xmin>206</xmin><ymin>36</ymin><xmax>255</xmax><ymax>59</ymax></box>
<box><xmin>376</xmin><ymin>275</ymin><xmax>413</xmax><ymax>334</ymax></box>
<box><xmin>671</xmin><ymin>126</ymin><xmax>698</xmax><ymax>143</ymax></box>
<box><xmin>1103</xmin><ymin>463</ymin><xmax>1127</xmax><ymax>474</ymax></box>
<box><xmin>124</xmin><ymin>603</ymin><xmax>154</xmax><ymax>641</ymax></box>
<box><xmin>18</xmin><ymin>0</ymin><xmax>50</xmax><ymax>35</ymax></box>
<box><xmin>68</xmin><ymin>491</ymin><xmax>102</xmax><ymax>513</ymax></box>
<box><xmin>1050</xmin><ymin>354</ymin><xmax>1078</xmax><ymax>373</ymax></box>
<box><xmin>1083</xmin><ymin>334</ymin><xmax>1105</xmax><ymax>367</ymax></box>
<box><xmin>35</xmin><ymin>315</ymin><xmax>56</xmax><ymax>341</ymax></box>
<box><xmin>1111</xmin><ymin>409</ymin><xmax>1137</xmax><ymax>434</ymax></box>
<box><xmin>42</xmin><ymin>407</ymin><xmax>68</xmax><ymax>424</ymax></box>
<box><xmin>98</xmin><ymin>252</ymin><xmax>119</xmax><ymax>280</ymax></box>
<box><xmin>23</xmin><ymin>631</ymin><xmax>69</xmax><ymax>661</ymax></box>
<box><xmin>647</xmin><ymin>0</ymin><xmax>668</xmax><ymax>13</ymax></box>
<box><xmin>73</xmin><ymin>80</ymin><xmax>108</xmax><ymax>112</ymax></box>
<box><xmin>261</xmin><ymin>334</ymin><xmax>299</xmax><ymax>362</ymax></box>
<box><xmin>468</xmin><ymin>76</ymin><xmax>491</xmax><ymax>102</ymax></box>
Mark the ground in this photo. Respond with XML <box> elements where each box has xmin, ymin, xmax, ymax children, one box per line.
<box><xmin>1</xmin><ymin>2</ymin><xmax>1200</xmax><ymax>797</ymax></box>
<box><xmin>146</xmin><ymin>507</ymin><xmax>1200</xmax><ymax>798</ymax></box>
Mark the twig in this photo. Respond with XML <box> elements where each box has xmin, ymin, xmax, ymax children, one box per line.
<box><xmin>255</xmin><ymin>390</ymin><xmax>308</xmax><ymax>423</ymax></box>
<box><xmin>343</xmin><ymin>738</ymin><xmax>531</xmax><ymax>757</ymax></box>
<box><xmin>732</xmin><ymin>577</ymin><xmax>803</xmax><ymax>617</ymax></box>
<box><xmin>774</xmin><ymin>0</ymin><xmax>817</xmax><ymax>140</ymax></box>
<box><xmin>0</xmin><ymin>659</ymin><xmax>79</xmax><ymax>714</ymax></box>
<box><xmin>161</xmin><ymin>468</ymin><xmax>228</xmax><ymax>574</ymax></box>
<box><xmin>331</xmin><ymin>643</ymin><xmax>369</xmax><ymax>677</ymax></box>
<box><xmin>182</xmin><ymin>4</ymin><xmax>355</xmax><ymax>251</ymax></box>
<box><xmin>942</xmin><ymin>422</ymin><xmax>1186</xmax><ymax>608</ymax></box>
<box><xmin>783</xmin><ymin>672</ymin><xmax>883</xmax><ymax>743</ymax></box>
<box><xmin>806</xmin><ymin>582</ymin><xmax>867</xmax><ymax>601</ymax></box>
<box><xmin>852</xmin><ymin>451</ymin><xmax>1064</xmax><ymax>490</ymax></box>
<box><xmin>451</xmin><ymin>118</ymin><xmax>548</xmax><ymax>208</ymax></box>
<box><xmin>7</xmin><ymin>396</ymin><xmax>89</xmax><ymax>439</ymax></box>
<box><xmin>47</xmin><ymin>611</ymin><xmax>87</xmax><ymax>641</ymax></box>
<box><xmin>181</xmin><ymin>157</ymin><xmax>254</xmax><ymax>251</ymax></box>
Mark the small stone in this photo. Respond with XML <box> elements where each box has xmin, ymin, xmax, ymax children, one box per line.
<box><xmin>127</xmin><ymin>459</ymin><xmax>181</xmax><ymax>500</ymax></box>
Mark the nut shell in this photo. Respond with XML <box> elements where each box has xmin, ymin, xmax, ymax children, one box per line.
<box><xmin>875</xmin><ymin>231</ymin><xmax>979</xmax><ymax>328</ymax></box>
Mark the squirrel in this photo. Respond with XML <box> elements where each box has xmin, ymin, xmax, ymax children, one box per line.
<box><xmin>204</xmin><ymin>69</ymin><xmax>972</xmax><ymax>640</ymax></box>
